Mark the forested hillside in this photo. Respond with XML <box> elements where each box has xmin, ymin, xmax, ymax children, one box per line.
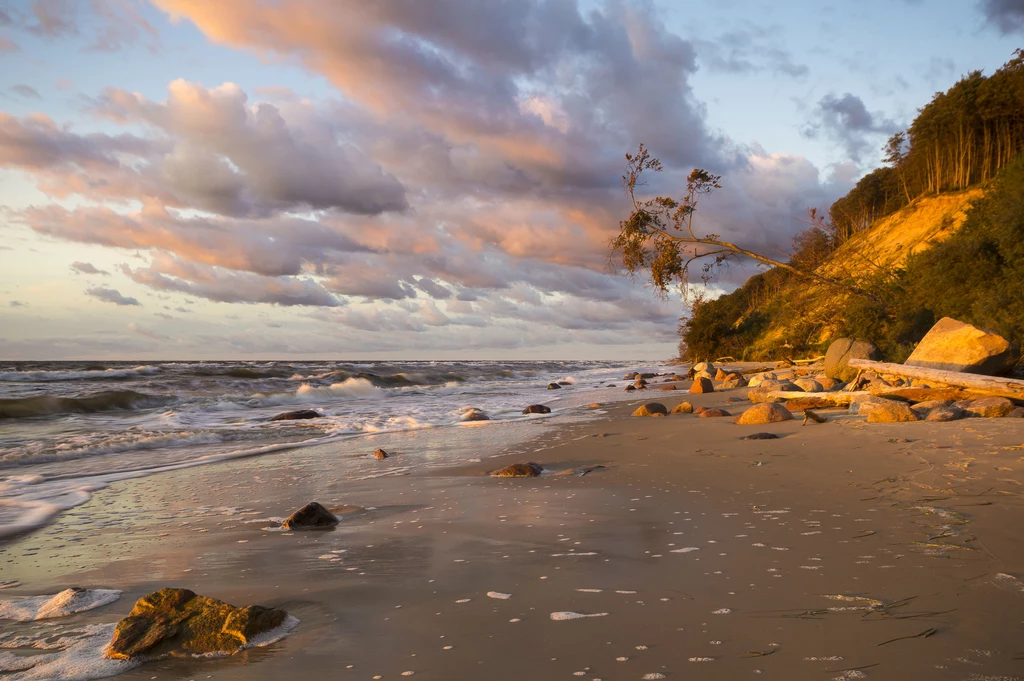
<box><xmin>681</xmin><ymin>51</ymin><xmax>1024</xmax><ymax>363</ymax></box>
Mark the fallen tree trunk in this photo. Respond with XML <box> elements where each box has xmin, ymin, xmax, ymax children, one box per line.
<box><xmin>757</xmin><ymin>391</ymin><xmax>866</xmax><ymax>407</ymax></box>
<box><xmin>759</xmin><ymin>386</ymin><xmax>981</xmax><ymax>409</ymax></box>
<box><xmin>848</xmin><ymin>358</ymin><xmax>1024</xmax><ymax>401</ymax></box>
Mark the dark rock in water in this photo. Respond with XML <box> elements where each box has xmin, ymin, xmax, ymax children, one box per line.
<box><xmin>547</xmin><ymin>382</ymin><xmax>562</xmax><ymax>390</ymax></box>
<box><xmin>106</xmin><ymin>588</ymin><xmax>287</xmax><ymax>660</ymax></box>
<box><xmin>523</xmin><ymin>404</ymin><xmax>551</xmax><ymax>414</ymax></box>
<box><xmin>282</xmin><ymin>502</ymin><xmax>338</xmax><ymax>530</ymax></box>
<box><xmin>624</xmin><ymin>372</ymin><xmax>639</xmax><ymax>380</ymax></box>
<box><xmin>490</xmin><ymin>462</ymin><xmax>543</xmax><ymax>477</ymax></box>
<box><xmin>557</xmin><ymin>381</ymin><xmax>572</xmax><ymax>386</ymax></box>
<box><xmin>743</xmin><ymin>432</ymin><xmax>779</xmax><ymax>440</ymax></box>
<box><xmin>640</xmin><ymin>373</ymin><xmax>657</xmax><ymax>379</ymax></box>
<box><xmin>370</xmin><ymin>448</ymin><xmax>388</xmax><ymax>460</ymax></box>
<box><xmin>462</xmin><ymin>408</ymin><xmax>490</xmax><ymax>421</ymax></box>
<box><xmin>269</xmin><ymin>409</ymin><xmax>319</xmax><ymax>421</ymax></box>
<box><xmin>625</xmin><ymin>385</ymin><xmax>636</xmax><ymax>392</ymax></box>
<box><xmin>575</xmin><ymin>465</ymin><xmax>608</xmax><ymax>477</ymax></box>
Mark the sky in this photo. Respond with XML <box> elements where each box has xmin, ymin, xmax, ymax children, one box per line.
<box><xmin>0</xmin><ymin>0</ymin><xmax>1021</xmax><ymax>360</ymax></box>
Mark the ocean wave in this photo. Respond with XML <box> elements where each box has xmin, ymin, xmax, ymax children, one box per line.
<box><xmin>248</xmin><ymin>378</ymin><xmax>381</xmax><ymax>407</ymax></box>
<box><xmin>0</xmin><ymin>390</ymin><xmax>174</xmax><ymax>419</ymax></box>
<box><xmin>0</xmin><ymin>431</ymin><xmax>233</xmax><ymax>467</ymax></box>
<box><xmin>0</xmin><ymin>365</ymin><xmax>159</xmax><ymax>382</ymax></box>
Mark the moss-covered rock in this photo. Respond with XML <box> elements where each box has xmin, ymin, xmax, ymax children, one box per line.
<box><xmin>106</xmin><ymin>588</ymin><xmax>287</xmax><ymax>660</ymax></box>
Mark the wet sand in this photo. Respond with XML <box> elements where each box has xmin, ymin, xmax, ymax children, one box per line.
<box><xmin>4</xmin><ymin>382</ymin><xmax>1024</xmax><ymax>680</ymax></box>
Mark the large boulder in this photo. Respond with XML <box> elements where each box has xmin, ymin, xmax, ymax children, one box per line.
<box><xmin>956</xmin><ymin>396</ymin><xmax>1016</xmax><ymax>418</ymax></box>
<box><xmin>906</xmin><ymin>317</ymin><xmax>1019</xmax><ymax>375</ymax></box>
<box><xmin>824</xmin><ymin>338</ymin><xmax>882</xmax><ymax>382</ymax></box>
<box><xmin>269</xmin><ymin>409</ymin><xmax>319</xmax><ymax>421</ymax></box>
<box><xmin>689</xmin><ymin>377</ymin><xmax>715</xmax><ymax>394</ymax></box>
<box><xmin>632</xmin><ymin>402</ymin><xmax>668</xmax><ymax>417</ymax></box>
<box><xmin>490</xmin><ymin>462</ymin><xmax>543</xmax><ymax>477</ymax></box>
<box><xmin>866</xmin><ymin>400</ymin><xmax>918</xmax><ymax>423</ymax></box>
<box><xmin>734</xmin><ymin>403</ymin><xmax>795</xmax><ymax>425</ymax></box>
<box><xmin>522</xmin><ymin>404</ymin><xmax>551</xmax><ymax>414</ymax></box>
<box><xmin>106</xmin><ymin>588</ymin><xmax>288</xmax><ymax>660</ymax></box>
<box><xmin>283</xmin><ymin>502</ymin><xmax>338</xmax><ymax>530</ymax></box>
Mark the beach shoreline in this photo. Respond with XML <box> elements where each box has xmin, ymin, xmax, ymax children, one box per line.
<box><xmin>3</xmin><ymin>377</ymin><xmax>1024</xmax><ymax>679</ymax></box>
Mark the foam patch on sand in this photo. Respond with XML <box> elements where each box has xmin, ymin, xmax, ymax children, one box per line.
<box><xmin>550</xmin><ymin>611</ymin><xmax>608</xmax><ymax>621</ymax></box>
<box><xmin>486</xmin><ymin>592</ymin><xmax>511</xmax><ymax>600</ymax></box>
<box><xmin>0</xmin><ymin>589</ymin><xmax>121</xmax><ymax>622</ymax></box>
<box><xmin>0</xmin><ymin>623</ymin><xmax>141</xmax><ymax>681</ymax></box>
<box><xmin>670</xmin><ymin>547</ymin><xmax>699</xmax><ymax>553</ymax></box>
<box><xmin>992</xmin><ymin>573</ymin><xmax>1024</xmax><ymax>592</ymax></box>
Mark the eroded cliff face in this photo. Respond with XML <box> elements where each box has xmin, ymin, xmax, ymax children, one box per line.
<box><xmin>740</xmin><ymin>189</ymin><xmax>983</xmax><ymax>359</ymax></box>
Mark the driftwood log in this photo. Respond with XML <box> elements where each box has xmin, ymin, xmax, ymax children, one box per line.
<box><xmin>848</xmin><ymin>358</ymin><xmax>1024</xmax><ymax>401</ymax></box>
<box><xmin>760</xmin><ymin>386</ymin><xmax>981</xmax><ymax>409</ymax></box>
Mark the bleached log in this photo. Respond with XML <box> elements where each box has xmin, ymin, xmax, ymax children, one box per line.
<box><xmin>848</xmin><ymin>358</ymin><xmax>1024</xmax><ymax>401</ymax></box>
<box><xmin>758</xmin><ymin>391</ymin><xmax>867</xmax><ymax>407</ymax></box>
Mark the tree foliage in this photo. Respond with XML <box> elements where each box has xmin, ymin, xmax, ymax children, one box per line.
<box><xmin>610</xmin><ymin>145</ymin><xmax>864</xmax><ymax>305</ymax></box>
<box><xmin>830</xmin><ymin>50</ymin><xmax>1024</xmax><ymax>244</ymax></box>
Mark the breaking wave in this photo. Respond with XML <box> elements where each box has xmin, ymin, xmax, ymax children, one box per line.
<box><xmin>0</xmin><ymin>391</ymin><xmax>174</xmax><ymax>419</ymax></box>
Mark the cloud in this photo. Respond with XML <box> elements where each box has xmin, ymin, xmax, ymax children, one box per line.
<box><xmin>0</xmin><ymin>37</ymin><xmax>19</xmax><ymax>52</ymax></box>
<box><xmin>802</xmin><ymin>93</ymin><xmax>899</xmax><ymax>162</ymax></box>
<box><xmin>693</xmin><ymin>26</ymin><xmax>809</xmax><ymax>78</ymax></box>
<box><xmin>89</xmin><ymin>0</ymin><xmax>161</xmax><ymax>52</ymax></box>
<box><xmin>9</xmin><ymin>300</ymin><xmax>26</xmax><ymax>307</ymax></box>
<box><xmin>89</xmin><ymin>80</ymin><xmax>408</xmax><ymax>216</ymax></box>
<box><xmin>10</xmin><ymin>84</ymin><xmax>39</xmax><ymax>99</ymax></box>
<box><xmin>1</xmin><ymin>0</ymin><xmax>859</xmax><ymax>357</ymax></box>
<box><xmin>26</xmin><ymin>0</ymin><xmax>78</xmax><ymax>37</ymax></box>
<box><xmin>120</xmin><ymin>256</ymin><xmax>343</xmax><ymax>307</ymax></box>
<box><xmin>980</xmin><ymin>0</ymin><xmax>1024</xmax><ymax>33</ymax></box>
<box><xmin>127</xmin><ymin>322</ymin><xmax>167</xmax><ymax>340</ymax></box>
<box><xmin>84</xmin><ymin>286</ymin><xmax>140</xmax><ymax>305</ymax></box>
<box><xmin>70</xmin><ymin>261</ymin><xmax>109</xmax><ymax>275</ymax></box>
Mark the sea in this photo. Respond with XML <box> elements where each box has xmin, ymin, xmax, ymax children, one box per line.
<box><xmin>0</xmin><ymin>359</ymin><xmax>671</xmax><ymax>539</ymax></box>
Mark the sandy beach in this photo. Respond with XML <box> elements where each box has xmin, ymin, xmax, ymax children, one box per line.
<box><xmin>3</xmin><ymin>374</ymin><xmax>1024</xmax><ymax>680</ymax></box>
